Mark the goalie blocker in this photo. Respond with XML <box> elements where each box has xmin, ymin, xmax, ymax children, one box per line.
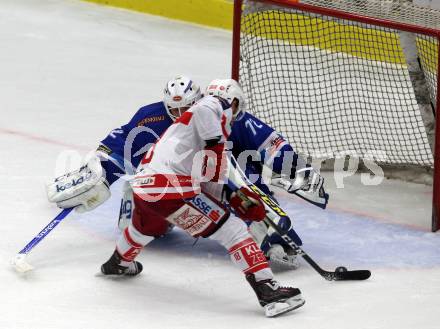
<box><xmin>271</xmin><ymin>166</ymin><xmax>329</xmax><ymax>209</ymax></box>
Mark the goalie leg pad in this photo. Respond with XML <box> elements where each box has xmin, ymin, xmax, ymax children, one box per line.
<box><xmin>261</xmin><ymin>217</ymin><xmax>302</xmax><ymax>262</ymax></box>
<box><xmin>249</xmin><ymin>220</ymin><xmax>301</xmax><ymax>270</ymax></box>
<box><xmin>266</xmin><ymin>244</ymin><xmax>300</xmax><ymax>270</ymax></box>
<box><xmin>118</xmin><ymin>181</ymin><xmax>134</xmax><ymax>231</ymax></box>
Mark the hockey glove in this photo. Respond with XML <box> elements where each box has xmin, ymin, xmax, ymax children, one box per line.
<box><xmin>271</xmin><ymin>167</ymin><xmax>329</xmax><ymax>209</ymax></box>
<box><xmin>229</xmin><ymin>187</ymin><xmax>266</xmax><ymax>221</ymax></box>
<box><xmin>46</xmin><ymin>155</ymin><xmax>110</xmax><ymax>213</ymax></box>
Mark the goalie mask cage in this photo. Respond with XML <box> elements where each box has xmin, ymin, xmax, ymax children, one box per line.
<box><xmin>231</xmin><ymin>0</ymin><xmax>440</xmax><ymax>232</ymax></box>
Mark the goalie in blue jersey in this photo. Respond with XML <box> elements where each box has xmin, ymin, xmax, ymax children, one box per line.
<box><xmin>47</xmin><ymin>75</ymin><xmax>328</xmax><ymax>269</ymax></box>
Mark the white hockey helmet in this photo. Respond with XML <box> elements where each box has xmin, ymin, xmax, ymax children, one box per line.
<box><xmin>163</xmin><ymin>76</ymin><xmax>202</xmax><ymax>120</ymax></box>
<box><xmin>205</xmin><ymin>79</ymin><xmax>246</xmax><ymax>119</ymax></box>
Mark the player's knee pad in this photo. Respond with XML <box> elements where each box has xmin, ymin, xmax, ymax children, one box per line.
<box><xmin>165</xmin><ymin>192</ymin><xmax>230</xmax><ymax>238</ymax></box>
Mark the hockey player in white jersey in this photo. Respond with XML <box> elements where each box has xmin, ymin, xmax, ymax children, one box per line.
<box><xmin>100</xmin><ymin>79</ymin><xmax>305</xmax><ymax>317</ymax></box>
<box><xmin>46</xmin><ymin>74</ymin><xmax>328</xmax><ymax>271</ymax></box>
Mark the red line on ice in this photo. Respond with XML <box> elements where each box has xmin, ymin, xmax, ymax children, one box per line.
<box><xmin>0</xmin><ymin>127</ymin><xmax>89</xmax><ymax>151</ymax></box>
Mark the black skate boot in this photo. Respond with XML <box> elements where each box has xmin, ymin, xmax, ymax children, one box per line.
<box><xmin>101</xmin><ymin>250</ymin><xmax>143</xmax><ymax>276</ymax></box>
<box><xmin>246</xmin><ymin>273</ymin><xmax>305</xmax><ymax>317</ymax></box>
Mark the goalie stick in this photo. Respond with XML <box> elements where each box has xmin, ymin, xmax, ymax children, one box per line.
<box><xmin>11</xmin><ymin>208</ymin><xmax>73</xmax><ymax>273</ymax></box>
<box><xmin>228</xmin><ymin>157</ymin><xmax>371</xmax><ymax>281</ymax></box>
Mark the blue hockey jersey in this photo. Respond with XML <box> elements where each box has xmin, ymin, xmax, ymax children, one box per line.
<box><xmin>99</xmin><ymin>101</ymin><xmax>297</xmax><ymax>190</ymax></box>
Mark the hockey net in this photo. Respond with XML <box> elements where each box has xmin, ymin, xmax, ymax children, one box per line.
<box><xmin>231</xmin><ymin>0</ymin><xmax>440</xmax><ymax>231</ymax></box>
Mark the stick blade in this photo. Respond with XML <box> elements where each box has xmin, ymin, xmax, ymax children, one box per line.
<box><xmin>11</xmin><ymin>254</ymin><xmax>34</xmax><ymax>273</ymax></box>
<box><xmin>335</xmin><ymin>270</ymin><xmax>371</xmax><ymax>281</ymax></box>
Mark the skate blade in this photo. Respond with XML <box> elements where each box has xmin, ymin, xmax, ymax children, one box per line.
<box><xmin>264</xmin><ymin>295</ymin><xmax>305</xmax><ymax>318</ymax></box>
<box><xmin>94</xmin><ymin>271</ymin><xmax>142</xmax><ymax>280</ymax></box>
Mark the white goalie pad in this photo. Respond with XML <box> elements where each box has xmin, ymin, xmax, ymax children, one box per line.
<box><xmin>118</xmin><ymin>180</ymin><xmax>134</xmax><ymax>231</ymax></box>
<box><xmin>248</xmin><ymin>221</ymin><xmax>299</xmax><ymax>270</ymax></box>
<box><xmin>46</xmin><ymin>155</ymin><xmax>110</xmax><ymax>212</ymax></box>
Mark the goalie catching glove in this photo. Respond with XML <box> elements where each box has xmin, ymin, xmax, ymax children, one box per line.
<box><xmin>46</xmin><ymin>155</ymin><xmax>110</xmax><ymax>213</ymax></box>
<box><xmin>271</xmin><ymin>167</ymin><xmax>329</xmax><ymax>209</ymax></box>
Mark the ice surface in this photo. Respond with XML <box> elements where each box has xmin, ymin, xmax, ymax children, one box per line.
<box><xmin>1</xmin><ymin>1</ymin><xmax>439</xmax><ymax>328</ymax></box>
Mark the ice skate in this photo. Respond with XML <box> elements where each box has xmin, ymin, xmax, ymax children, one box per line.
<box><xmin>101</xmin><ymin>250</ymin><xmax>143</xmax><ymax>276</ymax></box>
<box><xmin>246</xmin><ymin>273</ymin><xmax>305</xmax><ymax>317</ymax></box>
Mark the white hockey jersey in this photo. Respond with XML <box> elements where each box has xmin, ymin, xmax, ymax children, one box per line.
<box><xmin>132</xmin><ymin>96</ymin><xmax>233</xmax><ymax>200</ymax></box>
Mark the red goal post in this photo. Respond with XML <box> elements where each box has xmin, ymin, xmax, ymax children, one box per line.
<box><xmin>231</xmin><ymin>0</ymin><xmax>440</xmax><ymax>231</ymax></box>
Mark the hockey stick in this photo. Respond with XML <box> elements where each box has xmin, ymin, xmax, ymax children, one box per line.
<box><xmin>262</xmin><ymin>209</ymin><xmax>371</xmax><ymax>281</ymax></box>
<box><xmin>228</xmin><ymin>157</ymin><xmax>371</xmax><ymax>281</ymax></box>
<box><xmin>11</xmin><ymin>207</ymin><xmax>73</xmax><ymax>273</ymax></box>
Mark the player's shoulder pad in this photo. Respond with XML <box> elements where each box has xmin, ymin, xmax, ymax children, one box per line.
<box><xmin>137</xmin><ymin>101</ymin><xmax>167</xmax><ymax>116</ymax></box>
<box><xmin>135</xmin><ymin>101</ymin><xmax>170</xmax><ymax>126</ymax></box>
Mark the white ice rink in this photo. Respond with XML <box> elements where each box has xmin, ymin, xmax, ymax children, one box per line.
<box><xmin>1</xmin><ymin>1</ymin><xmax>440</xmax><ymax>328</ymax></box>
